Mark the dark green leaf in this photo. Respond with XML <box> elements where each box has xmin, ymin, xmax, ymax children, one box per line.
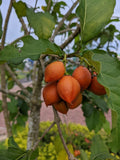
<box><xmin>7</xmin><ymin>96</ymin><xmax>18</xmax><ymax>113</ymax></box>
<box><xmin>82</xmin><ymin>103</ymin><xmax>94</xmax><ymax>117</ymax></box>
<box><xmin>8</xmin><ymin>136</ymin><xmax>19</xmax><ymax>148</ymax></box>
<box><xmin>86</xmin><ymin>110</ymin><xmax>106</xmax><ymax>132</ymax></box>
<box><xmin>0</xmin><ymin>0</ymin><xmax>2</xmax><ymax>5</ymax></box>
<box><xmin>76</xmin><ymin>0</ymin><xmax>115</xmax><ymax>43</ymax></box>
<box><xmin>90</xmin><ymin>135</ymin><xmax>113</xmax><ymax>160</ymax></box>
<box><xmin>0</xmin><ymin>36</ymin><xmax>63</xmax><ymax>64</ymax></box>
<box><xmin>26</xmin><ymin>8</ymin><xmax>55</xmax><ymax>39</ymax></box>
<box><xmin>13</xmin><ymin>1</ymin><xmax>26</xmax><ymax>18</ymax></box>
<box><xmin>116</xmin><ymin>34</ymin><xmax>120</xmax><ymax>40</ymax></box>
<box><xmin>0</xmin><ymin>11</ymin><xmax>2</xmax><ymax>38</ymax></box>
<box><xmin>8</xmin><ymin>80</ymin><xmax>14</xmax><ymax>90</ymax></box>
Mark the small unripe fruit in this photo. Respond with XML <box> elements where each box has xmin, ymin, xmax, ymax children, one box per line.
<box><xmin>43</xmin><ymin>82</ymin><xmax>61</xmax><ymax>106</ymax></box>
<box><xmin>67</xmin><ymin>93</ymin><xmax>82</xmax><ymax>109</ymax></box>
<box><xmin>88</xmin><ymin>73</ymin><xmax>106</xmax><ymax>95</ymax></box>
<box><xmin>45</xmin><ymin>61</ymin><xmax>65</xmax><ymax>82</ymax></box>
<box><xmin>53</xmin><ymin>101</ymin><xmax>68</xmax><ymax>114</ymax></box>
<box><xmin>57</xmin><ymin>76</ymin><xmax>80</xmax><ymax>104</ymax></box>
<box><xmin>72</xmin><ymin>66</ymin><xmax>91</xmax><ymax>91</ymax></box>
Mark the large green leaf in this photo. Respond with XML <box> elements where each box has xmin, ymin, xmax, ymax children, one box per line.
<box><xmin>92</xmin><ymin>50</ymin><xmax>120</xmax><ymax>116</ymax></box>
<box><xmin>76</xmin><ymin>0</ymin><xmax>115</xmax><ymax>43</ymax></box>
<box><xmin>0</xmin><ymin>36</ymin><xmax>63</xmax><ymax>64</ymax></box>
<box><xmin>13</xmin><ymin>1</ymin><xmax>26</xmax><ymax>18</ymax></box>
<box><xmin>90</xmin><ymin>135</ymin><xmax>113</xmax><ymax>160</ymax></box>
<box><xmin>26</xmin><ymin>8</ymin><xmax>55</xmax><ymax>39</ymax></box>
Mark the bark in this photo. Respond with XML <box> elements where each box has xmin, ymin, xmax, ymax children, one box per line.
<box><xmin>0</xmin><ymin>64</ymin><xmax>12</xmax><ymax>137</ymax></box>
<box><xmin>27</xmin><ymin>61</ymin><xmax>43</xmax><ymax>150</ymax></box>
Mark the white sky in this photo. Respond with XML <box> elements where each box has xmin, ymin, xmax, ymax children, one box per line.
<box><xmin>0</xmin><ymin>0</ymin><xmax>120</xmax><ymax>53</ymax></box>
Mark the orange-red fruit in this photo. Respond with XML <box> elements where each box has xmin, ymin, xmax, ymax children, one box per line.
<box><xmin>53</xmin><ymin>101</ymin><xmax>68</xmax><ymax>114</ymax></box>
<box><xmin>89</xmin><ymin>74</ymin><xmax>106</xmax><ymax>95</ymax></box>
<box><xmin>67</xmin><ymin>93</ymin><xmax>82</xmax><ymax>109</ymax></box>
<box><xmin>72</xmin><ymin>66</ymin><xmax>91</xmax><ymax>91</ymax></box>
<box><xmin>43</xmin><ymin>82</ymin><xmax>61</xmax><ymax>106</ymax></box>
<box><xmin>57</xmin><ymin>76</ymin><xmax>80</xmax><ymax>104</ymax></box>
<box><xmin>74</xmin><ymin>150</ymin><xmax>81</xmax><ymax>157</ymax></box>
<box><xmin>44</xmin><ymin>61</ymin><xmax>65</xmax><ymax>82</ymax></box>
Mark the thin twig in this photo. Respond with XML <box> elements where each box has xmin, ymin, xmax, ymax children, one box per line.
<box><xmin>19</xmin><ymin>17</ymin><xmax>29</xmax><ymax>35</ymax></box>
<box><xmin>0</xmin><ymin>88</ymin><xmax>29</xmax><ymax>103</ymax></box>
<box><xmin>47</xmin><ymin>0</ymin><xmax>52</xmax><ymax>11</ymax></box>
<box><xmin>5</xmin><ymin>63</ymin><xmax>31</xmax><ymax>97</ymax></box>
<box><xmin>1</xmin><ymin>0</ymin><xmax>13</xmax><ymax>49</ymax></box>
<box><xmin>50</xmin><ymin>0</ymin><xmax>79</xmax><ymax>42</ymax></box>
<box><xmin>60</xmin><ymin>25</ymin><xmax>81</xmax><ymax>50</ymax></box>
<box><xmin>32</xmin><ymin>121</ymin><xmax>56</xmax><ymax>151</ymax></box>
<box><xmin>53</xmin><ymin>107</ymin><xmax>78</xmax><ymax>160</ymax></box>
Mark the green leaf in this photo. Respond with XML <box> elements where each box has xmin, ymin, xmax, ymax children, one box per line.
<box><xmin>80</xmin><ymin>149</ymin><xmax>88</xmax><ymax>160</ymax></box>
<box><xmin>86</xmin><ymin>109</ymin><xmax>106</xmax><ymax>132</ymax></box>
<box><xmin>26</xmin><ymin>8</ymin><xmax>55</xmax><ymax>39</ymax></box>
<box><xmin>76</xmin><ymin>0</ymin><xmax>115</xmax><ymax>43</ymax></box>
<box><xmin>90</xmin><ymin>135</ymin><xmax>113</xmax><ymax>160</ymax></box>
<box><xmin>7</xmin><ymin>96</ymin><xmax>18</xmax><ymax>113</ymax></box>
<box><xmin>0</xmin><ymin>0</ymin><xmax>2</xmax><ymax>5</ymax></box>
<box><xmin>8</xmin><ymin>136</ymin><xmax>19</xmax><ymax>148</ymax></box>
<box><xmin>8</xmin><ymin>80</ymin><xmax>14</xmax><ymax>90</ymax></box>
<box><xmin>0</xmin><ymin>11</ymin><xmax>2</xmax><ymax>38</ymax></box>
<box><xmin>13</xmin><ymin>1</ymin><xmax>26</xmax><ymax>18</ymax></box>
<box><xmin>0</xmin><ymin>36</ymin><xmax>63</xmax><ymax>64</ymax></box>
<box><xmin>92</xmin><ymin>50</ymin><xmax>120</xmax><ymax>116</ymax></box>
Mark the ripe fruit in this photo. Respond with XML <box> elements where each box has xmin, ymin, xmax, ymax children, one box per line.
<box><xmin>67</xmin><ymin>93</ymin><xmax>82</xmax><ymax>109</ymax></box>
<box><xmin>43</xmin><ymin>82</ymin><xmax>61</xmax><ymax>106</ymax></box>
<box><xmin>72</xmin><ymin>66</ymin><xmax>91</xmax><ymax>91</ymax></box>
<box><xmin>74</xmin><ymin>150</ymin><xmax>81</xmax><ymax>157</ymax></box>
<box><xmin>53</xmin><ymin>101</ymin><xmax>68</xmax><ymax>114</ymax></box>
<box><xmin>57</xmin><ymin>76</ymin><xmax>80</xmax><ymax>104</ymax></box>
<box><xmin>88</xmin><ymin>73</ymin><xmax>106</xmax><ymax>95</ymax></box>
<box><xmin>44</xmin><ymin>61</ymin><xmax>65</xmax><ymax>82</ymax></box>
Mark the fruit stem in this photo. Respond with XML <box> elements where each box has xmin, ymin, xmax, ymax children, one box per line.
<box><xmin>63</xmin><ymin>53</ymin><xmax>69</xmax><ymax>75</ymax></box>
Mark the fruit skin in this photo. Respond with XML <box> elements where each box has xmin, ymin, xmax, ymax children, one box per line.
<box><xmin>67</xmin><ymin>93</ymin><xmax>82</xmax><ymax>109</ymax></box>
<box><xmin>44</xmin><ymin>61</ymin><xmax>65</xmax><ymax>82</ymax></box>
<box><xmin>53</xmin><ymin>101</ymin><xmax>68</xmax><ymax>114</ymax></box>
<box><xmin>57</xmin><ymin>76</ymin><xmax>80</xmax><ymax>104</ymax></box>
<box><xmin>88</xmin><ymin>73</ymin><xmax>106</xmax><ymax>95</ymax></box>
<box><xmin>72</xmin><ymin>66</ymin><xmax>91</xmax><ymax>91</ymax></box>
<box><xmin>74</xmin><ymin>150</ymin><xmax>81</xmax><ymax>157</ymax></box>
<box><xmin>43</xmin><ymin>82</ymin><xmax>61</xmax><ymax>106</ymax></box>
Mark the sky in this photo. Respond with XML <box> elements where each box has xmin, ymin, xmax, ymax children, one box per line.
<box><xmin>0</xmin><ymin>0</ymin><xmax>120</xmax><ymax>54</ymax></box>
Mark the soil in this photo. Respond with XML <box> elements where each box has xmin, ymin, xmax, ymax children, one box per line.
<box><xmin>0</xmin><ymin>81</ymin><xmax>111</xmax><ymax>139</ymax></box>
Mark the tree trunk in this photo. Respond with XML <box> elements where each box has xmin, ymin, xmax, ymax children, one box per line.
<box><xmin>27</xmin><ymin>61</ymin><xmax>43</xmax><ymax>150</ymax></box>
<box><xmin>0</xmin><ymin>64</ymin><xmax>12</xmax><ymax>137</ymax></box>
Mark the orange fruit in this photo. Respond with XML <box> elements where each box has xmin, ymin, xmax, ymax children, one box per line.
<box><xmin>53</xmin><ymin>101</ymin><xmax>68</xmax><ymax>114</ymax></box>
<box><xmin>72</xmin><ymin>66</ymin><xmax>91</xmax><ymax>91</ymax></box>
<box><xmin>67</xmin><ymin>93</ymin><xmax>82</xmax><ymax>109</ymax></box>
<box><xmin>57</xmin><ymin>76</ymin><xmax>80</xmax><ymax>104</ymax></box>
<box><xmin>44</xmin><ymin>61</ymin><xmax>65</xmax><ymax>82</ymax></box>
<box><xmin>74</xmin><ymin>150</ymin><xmax>81</xmax><ymax>157</ymax></box>
<box><xmin>88</xmin><ymin>72</ymin><xmax>106</xmax><ymax>95</ymax></box>
<box><xmin>43</xmin><ymin>82</ymin><xmax>61</xmax><ymax>106</ymax></box>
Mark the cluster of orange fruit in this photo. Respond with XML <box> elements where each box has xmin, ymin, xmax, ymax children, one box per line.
<box><xmin>43</xmin><ymin>61</ymin><xmax>106</xmax><ymax>114</ymax></box>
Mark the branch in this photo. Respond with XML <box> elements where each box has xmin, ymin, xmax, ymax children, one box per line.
<box><xmin>19</xmin><ymin>18</ymin><xmax>29</xmax><ymax>35</ymax></box>
<box><xmin>5</xmin><ymin>63</ymin><xmax>31</xmax><ymax>97</ymax></box>
<box><xmin>47</xmin><ymin>0</ymin><xmax>52</xmax><ymax>11</ymax></box>
<box><xmin>0</xmin><ymin>88</ymin><xmax>30</xmax><ymax>103</ymax></box>
<box><xmin>50</xmin><ymin>0</ymin><xmax>79</xmax><ymax>42</ymax></box>
<box><xmin>32</xmin><ymin>121</ymin><xmax>56</xmax><ymax>150</ymax></box>
<box><xmin>53</xmin><ymin>107</ymin><xmax>78</xmax><ymax>160</ymax></box>
<box><xmin>1</xmin><ymin>0</ymin><xmax>13</xmax><ymax>49</ymax></box>
<box><xmin>60</xmin><ymin>25</ymin><xmax>81</xmax><ymax>50</ymax></box>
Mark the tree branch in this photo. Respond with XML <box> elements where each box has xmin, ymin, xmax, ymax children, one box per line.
<box><xmin>32</xmin><ymin>121</ymin><xmax>56</xmax><ymax>151</ymax></box>
<box><xmin>5</xmin><ymin>63</ymin><xmax>31</xmax><ymax>97</ymax></box>
<box><xmin>60</xmin><ymin>25</ymin><xmax>81</xmax><ymax>50</ymax></box>
<box><xmin>53</xmin><ymin>107</ymin><xmax>78</xmax><ymax>160</ymax></box>
<box><xmin>19</xmin><ymin>17</ymin><xmax>29</xmax><ymax>35</ymax></box>
<box><xmin>0</xmin><ymin>88</ymin><xmax>29</xmax><ymax>103</ymax></box>
<box><xmin>1</xmin><ymin>0</ymin><xmax>13</xmax><ymax>49</ymax></box>
<box><xmin>50</xmin><ymin>0</ymin><xmax>79</xmax><ymax>42</ymax></box>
